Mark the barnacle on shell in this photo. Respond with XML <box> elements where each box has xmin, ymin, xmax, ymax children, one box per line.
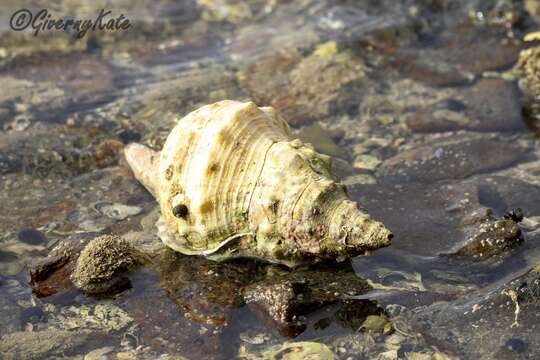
<box><xmin>125</xmin><ymin>100</ymin><xmax>392</xmax><ymax>267</ymax></box>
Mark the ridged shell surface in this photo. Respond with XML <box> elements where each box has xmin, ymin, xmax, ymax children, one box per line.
<box><xmin>126</xmin><ymin>100</ymin><xmax>392</xmax><ymax>267</ymax></box>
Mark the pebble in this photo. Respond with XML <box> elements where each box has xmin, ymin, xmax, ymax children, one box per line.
<box><xmin>17</xmin><ymin>229</ymin><xmax>48</xmax><ymax>245</ymax></box>
<box><xmin>504</xmin><ymin>338</ymin><xmax>527</xmax><ymax>353</ymax></box>
<box><xmin>353</xmin><ymin>155</ymin><xmax>381</xmax><ymax>171</ymax></box>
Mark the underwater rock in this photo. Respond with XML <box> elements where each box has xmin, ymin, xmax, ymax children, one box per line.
<box><xmin>448</xmin><ymin>217</ymin><xmax>523</xmax><ymax>259</ymax></box>
<box><xmin>72</xmin><ymin>235</ymin><xmax>147</xmax><ymax>294</ymax></box>
<box><xmin>377</xmin><ymin>137</ymin><xmax>525</xmax><ymax>184</ymax></box>
<box><xmin>412</xmin><ymin>265</ymin><xmax>540</xmax><ymax>359</ymax></box>
<box><xmin>407</xmin><ymin>79</ymin><xmax>524</xmax><ymax>133</ymax></box>
<box><xmin>0</xmin><ymin>330</ymin><xmax>105</xmax><ymax>360</ymax></box>
<box><xmin>30</xmin><ymin>252</ymin><xmax>74</xmax><ymax>298</ymax></box>
<box><xmin>244</xmin><ymin>280</ymin><xmax>309</xmax><ymax>337</ymax></box>
<box><xmin>46</xmin><ymin>303</ymin><xmax>133</xmax><ymax>332</ymax></box>
<box><xmin>258</xmin><ymin>341</ymin><xmax>335</xmax><ymax>360</ymax></box>
<box><xmin>518</xmin><ymin>46</ymin><xmax>540</xmax><ymax>98</ymax></box>
<box><xmin>296</xmin><ymin>123</ymin><xmax>348</xmax><ymax>159</ymax></box>
<box><xmin>359</xmin><ymin>314</ymin><xmax>394</xmax><ymax>335</ymax></box>
<box><xmin>155</xmin><ymin>251</ymin><xmax>257</xmax><ymax>327</ymax></box>
<box><xmin>125</xmin><ymin>100</ymin><xmax>392</xmax><ymax>267</ymax></box>
<box><xmin>240</xmin><ymin>42</ymin><xmax>367</xmax><ymax>126</ymax></box>
<box><xmin>243</xmin><ymin>264</ymin><xmax>373</xmax><ymax>336</ymax></box>
<box><xmin>93</xmin><ymin>202</ymin><xmax>142</xmax><ymax>221</ymax></box>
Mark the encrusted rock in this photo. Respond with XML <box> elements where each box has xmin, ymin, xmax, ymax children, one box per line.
<box><xmin>72</xmin><ymin>235</ymin><xmax>147</xmax><ymax>294</ymax></box>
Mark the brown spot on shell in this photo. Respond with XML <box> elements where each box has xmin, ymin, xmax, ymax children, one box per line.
<box><xmin>165</xmin><ymin>165</ymin><xmax>174</xmax><ymax>181</ymax></box>
<box><xmin>199</xmin><ymin>200</ymin><xmax>214</xmax><ymax>214</ymax></box>
<box><xmin>207</xmin><ymin>163</ymin><xmax>220</xmax><ymax>175</ymax></box>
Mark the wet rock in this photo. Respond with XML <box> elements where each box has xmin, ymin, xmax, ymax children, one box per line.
<box><xmin>407</xmin><ymin>79</ymin><xmax>525</xmax><ymax>133</ymax></box>
<box><xmin>330</xmin><ymin>299</ymin><xmax>387</xmax><ymax>332</ymax></box>
<box><xmin>93</xmin><ymin>202</ymin><xmax>142</xmax><ymax>221</ymax></box>
<box><xmin>240</xmin><ymin>41</ymin><xmax>367</xmax><ymax>127</ymax></box>
<box><xmin>198</xmin><ymin>0</ymin><xmax>253</xmax><ymax>24</ymax></box>
<box><xmin>412</xmin><ymin>265</ymin><xmax>540</xmax><ymax>358</ymax></box>
<box><xmin>122</xmin><ymin>270</ymin><xmax>225</xmax><ymax>358</ymax></box>
<box><xmin>0</xmin><ymin>284</ymin><xmax>22</xmax><ymax>336</ymax></box>
<box><xmin>258</xmin><ymin>341</ymin><xmax>335</xmax><ymax>360</ymax></box>
<box><xmin>46</xmin><ymin>303</ymin><xmax>133</xmax><ymax>332</ymax></box>
<box><xmin>449</xmin><ymin>218</ymin><xmax>523</xmax><ymax>259</ymax></box>
<box><xmin>2</xmin><ymin>52</ymin><xmax>114</xmax><ymax>104</ymax></box>
<box><xmin>353</xmin><ymin>154</ymin><xmax>382</xmax><ymax>171</ymax></box>
<box><xmin>359</xmin><ymin>314</ymin><xmax>394</xmax><ymax>335</ymax></box>
<box><xmin>72</xmin><ymin>235</ymin><xmax>147</xmax><ymax>295</ymax></box>
<box><xmin>377</xmin><ymin>137</ymin><xmax>526</xmax><ymax>184</ymax></box>
<box><xmin>517</xmin><ymin>46</ymin><xmax>540</xmax><ymax>98</ymax></box>
<box><xmin>0</xmin><ymin>330</ymin><xmax>106</xmax><ymax>360</ymax></box>
<box><xmin>390</xmin><ymin>51</ymin><xmax>474</xmax><ymax>87</ymax></box>
<box><xmin>462</xmin><ymin>79</ymin><xmax>524</xmax><ymax>132</ymax></box>
<box><xmin>440</xmin><ymin>23</ymin><xmax>520</xmax><ymax>75</ymax></box>
<box><xmin>84</xmin><ymin>346</ymin><xmax>115</xmax><ymax>360</ymax></box>
<box><xmin>504</xmin><ymin>338</ymin><xmax>527</xmax><ymax>353</ymax></box>
<box><xmin>17</xmin><ymin>228</ymin><xmax>48</xmax><ymax>245</ymax></box>
<box><xmin>472</xmin><ymin>173</ymin><xmax>540</xmax><ymax>212</ymax></box>
<box><xmin>244</xmin><ymin>281</ymin><xmax>309</xmax><ymax>337</ymax></box>
<box><xmin>348</xmin><ymin>177</ymin><xmax>516</xmax><ymax>255</ymax></box>
<box><xmin>30</xmin><ymin>252</ymin><xmax>74</xmax><ymax>298</ymax></box>
<box><xmin>155</xmin><ymin>251</ymin><xmax>258</xmax><ymax>327</ymax></box>
<box><xmin>296</xmin><ymin>123</ymin><xmax>348</xmax><ymax>159</ymax></box>
<box><xmin>244</xmin><ymin>265</ymin><xmax>373</xmax><ymax>336</ymax></box>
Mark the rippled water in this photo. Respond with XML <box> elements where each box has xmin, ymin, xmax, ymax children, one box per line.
<box><xmin>1</xmin><ymin>0</ymin><xmax>540</xmax><ymax>359</ymax></box>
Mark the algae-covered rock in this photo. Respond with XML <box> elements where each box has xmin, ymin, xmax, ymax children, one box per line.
<box><xmin>260</xmin><ymin>341</ymin><xmax>335</xmax><ymax>360</ymax></box>
<box><xmin>72</xmin><ymin>234</ymin><xmax>147</xmax><ymax>294</ymax></box>
<box><xmin>518</xmin><ymin>46</ymin><xmax>540</xmax><ymax>98</ymax></box>
<box><xmin>0</xmin><ymin>330</ymin><xmax>104</xmax><ymax>360</ymax></box>
<box><xmin>360</xmin><ymin>314</ymin><xmax>394</xmax><ymax>335</ymax></box>
<box><xmin>47</xmin><ymin>303</ymin><xmax>133</xmax><ymax>332</ymax></box>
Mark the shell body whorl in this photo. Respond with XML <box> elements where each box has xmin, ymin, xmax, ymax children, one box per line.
<box><xmin>126</xmin><ymin>100</ymin><xmax>392</xmax><ymax>267</ymax></box>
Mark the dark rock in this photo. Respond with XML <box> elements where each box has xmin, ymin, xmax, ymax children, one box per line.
<box><xmin>0</xmin><ymin>152</ymin><xmax>21</xmax><ymax>174</ymax></box>
<box><xmin>349</xmin><ymin>177</ymin><xmax>523</xmax><ymax>256</ymax></box>
<box><xmin>333</xmin><ymin>300</ymin><xmax>386</xmax><ymax>331</ymax></box>
<box><xmin>504</xmin><ymin>338</ymin><xmax>527</xmax><ymax>353</ymax></box>
<box><xmin>377</xmin><ymin>138</ymin><xmax>526</xmax><ymax>184</ymax></box>
<box><xmin>475</xmin><ymin>175</ymin><xmax>540</xmax><ymax>217</ymax></box>
<box><xmin>1</xmin><ymin>52</ymin><xmax>114</xmax><ymax>104</ymax></box>
<box><xmin>450</xmin><ymin>218</ymin><xmax>523</xmax><ymax>259</ymax></box>
<box><xmin>244</xmin><ymin>264</ymin><xmax>372</xmax><ymax>336</ymax></box>
<box><xmin>407</xmin><ymin>79</ymin><xmax>525</xmax><ymax>133</ymax></box>
<box><xmin>412</xmin><ymin>265</ymin><xmax>540</xmax><ymax>358</ymax></box>
<box><xmin>504</xmin><ymin>208</ymin><xmax>524</xmax><ymax>223</ymax></box>
<box><xmin>244</xmin><ymin>280</ymin><xmax>309</xmax><ymax>337</ymax></box>
<box><xmin>390</xmin><ymin>52</ymin><xmax>473</xmax><ymax>87</ymax></box>
<box><xmin>0</xmin><ymin>289</ymin><xmax>22</xmax><ymax>337</ymax></box>
<box><xmin>20</xmin><ymin>306</ymin><xmax>46</xmax><ymax>324</ymax></box>
<box><xmin>462</xmin><ymin>79</ymin><xmax>525</xmax><ymax>132</ymax></box>
<box><xmin>29</xmin><ymin>253</ymin><xmax>74</xmax><ymax>298</ymax></box>
<box><xmin>122</xmin><ymin>273</ymin><xmax>225</xmax><ymax>359</ymax></box>
<box><xmin>155</xmin><ymin>251</ymin><xmax>260</xmax><ymax>328</ymax></box>
<box><xmin>17</xmin><ymin>229</ymin><xmax>47</xmax><ymax>245</ymax></box>
<box><xmin>441</xmin><ymin>26</ymin><xmax>520</xmax><ymax>75</ymax></box>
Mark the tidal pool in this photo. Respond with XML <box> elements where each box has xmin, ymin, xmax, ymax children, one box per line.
<box><xmin>1</xmin><ymin>1</ymin><xmax>540</xmax><ymax>359</ymax></box>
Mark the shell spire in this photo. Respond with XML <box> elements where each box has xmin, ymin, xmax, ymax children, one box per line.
<box><xmin>125</xmin><ymin>100</ymin><xmax>392</xmax><ymax>267</ymax></box>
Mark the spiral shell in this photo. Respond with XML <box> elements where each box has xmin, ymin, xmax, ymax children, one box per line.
<box><xmin>125</xmin><ymin>100</ymin><xmax>392</xmax><ymax>267</ymax></box>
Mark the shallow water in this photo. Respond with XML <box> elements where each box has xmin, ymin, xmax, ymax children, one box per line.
<box><xmin>1</xmin><ymin>0</ymin><xmax>540</xmax><ymax>359</ymax></box>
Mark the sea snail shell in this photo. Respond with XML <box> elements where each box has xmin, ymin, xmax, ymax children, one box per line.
<box><xmin>125</xmin><ymin>100</ymin><xmax>392</xmax><ymax>267</ymax></box>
